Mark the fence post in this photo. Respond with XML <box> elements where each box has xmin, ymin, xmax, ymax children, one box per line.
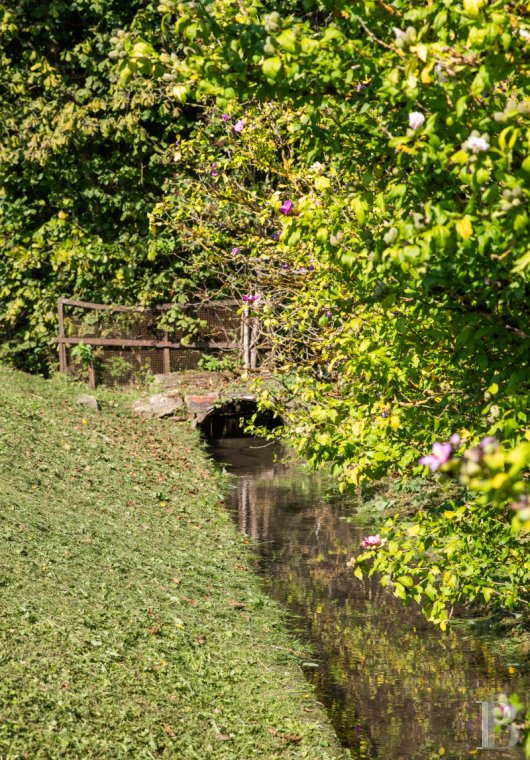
<box><xmin>163</xmin><ymin>331</ymin><xmax>171</xmax><ymax>374</ymax></box>
<box><xmin>250</xmin><ymin>318</ymin><xmax>259</xmax><ymax>369</ymax></box>
<box><xmin>58</xmin><ymin>298</ymin><xmax>67</xmax><ymax>374</ymax></box>
<box><xmin>87</xmin><ymin>362</ymin><xmax>96</xmax><ymax>390</ymax></box>
<box><xmin>242</xmin><ymin>310</ymin><xmax>250</xmax><ymax>369</ymax></box>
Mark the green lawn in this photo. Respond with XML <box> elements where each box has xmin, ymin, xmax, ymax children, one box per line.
<box><xmin>0</xmin><ymin>368</ymin><xmax>343</xmax><ymax>759</ymax></box>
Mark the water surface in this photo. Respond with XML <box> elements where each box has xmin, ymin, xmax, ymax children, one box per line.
<box><xmin>209</xmin><ymin>437</ymin><xmax>528</xmax><ymax>759</ymax></box>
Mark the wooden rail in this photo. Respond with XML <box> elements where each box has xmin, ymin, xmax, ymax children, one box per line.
<box><xmin>59</xmin><ymin>337</ymin><xmax>239</xmax><ymax>350</ymax></box>
<box><xmin>58</xmin><ymin>297</ymin><xmax>239</xmax><ymax>311</ymax></box>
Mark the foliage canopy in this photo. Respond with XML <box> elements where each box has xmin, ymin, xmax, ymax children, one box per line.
<box><xmin>0</xmin><ymin>0</ymin><xmax>228</xmax><ymax>370</ymax></box>
<box><xmin>135</xmin><ymin>0</ymin><xmax>530</xmax><ymax>634</ymax></box>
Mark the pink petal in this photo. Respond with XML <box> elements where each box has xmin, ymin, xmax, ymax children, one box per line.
<box><xmin>432</xmin><ymin>442</ymin><xmax>451</xmax><ymax>462</ymax></box>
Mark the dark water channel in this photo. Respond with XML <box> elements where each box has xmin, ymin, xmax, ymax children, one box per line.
<box><xmin>208</xmin><ymin>437</ymin><xmax>529</xmax><ymax>760</ymax></box>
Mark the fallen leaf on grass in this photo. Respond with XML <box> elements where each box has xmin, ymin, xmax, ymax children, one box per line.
<box><xmin>266</xmin><ymin>728</ymin><xmax>303</xmax><ymax>744</ymax></box>
<box><xmin>196</xmin><ymin>633</ymin><xmax>206</xmax><ymax>645</ymax></box>
<box><xmin>171</xmin><ymin>577</ymin><xmax>181</xmax><ymax>585</ymax></box>
<box><xmin>213</xmin><ymin>733</ymin><xmax>231</xmax><ymax>742</ymax></box>
<box><xmin>163</xmin><ymin>723</ymin><xmax>175</xmax><ymax>737</ymax></box>
<box><xmin>228</xmin><ymin>600</ymin><xmax>246</xmax><ymax>609</ymax></box>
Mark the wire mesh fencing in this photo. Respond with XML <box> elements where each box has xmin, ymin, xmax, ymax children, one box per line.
<box><xmin>57</xmin><ymin>298</ymin><xmax>268</xmax><ymax>388</ymax></box>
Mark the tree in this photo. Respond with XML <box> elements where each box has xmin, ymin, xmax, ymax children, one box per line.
<box><xmin>143</xmin><ymin>0</ymin><xmax>530</xmax><ymax>628</ymax></box>
<box><xmin>0</xmin><ymin>0</ymin><xmax>185</xmax><ymax>370</ymax></box>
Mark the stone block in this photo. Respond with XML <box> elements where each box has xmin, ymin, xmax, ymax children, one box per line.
<box><xmin>131</xmin><ymin>392</ymin><xmax>186</xmax><ymax>419</ymax></box>
<box><xmin>75</xmin><ymin>394</ymin><xmax>99</xmax><ymax>412</ymax></box>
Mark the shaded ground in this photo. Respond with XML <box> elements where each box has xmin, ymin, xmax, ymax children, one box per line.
<box><xmin>0</xmin><ymin>367</ymin><xmax>343</xmax><ymax>759</ymax></box>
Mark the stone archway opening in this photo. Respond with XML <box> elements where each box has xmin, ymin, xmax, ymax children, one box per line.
<box><xmin>199</xmin><ymin>399</ymin><xmax>282</xmax><ymax>439</ymax></box>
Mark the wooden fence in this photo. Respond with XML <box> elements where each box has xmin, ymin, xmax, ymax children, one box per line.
<box><xmin>57</xmin><ymin>298</ymin><xmax>263</xmax><ymax>388</ymax></box>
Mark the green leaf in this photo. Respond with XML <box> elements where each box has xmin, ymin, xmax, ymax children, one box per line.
<box><xmin>397</xmin><ymin>575</ymin><xmax>414</xmax><ymax>588</ymax></box>
<box><xmin>286</xmin><ymin>229</ymin><xmax>301</xmax><ymax>246</ymax></box>
<box><xmin>314</xmin><ymin>176</ymin><xmax>331</xmax><ymax>191</ymax></box>
<box><xmin>455</xmin><ymin>96</ymin><xmax>468</xmax><ymax>118</ymax></box>
<box><xmin>512</xmin><ymin>250</ymin><xmax>530</xmax><ymax>273</ymax></box>
<box><xmin>393</xmin><ymin>582</ymin><xmax>406</xmax><ymax>600</ymax></box>
<box><xmin>351</xmin><ymin>196</ymin><xmax>366</xmax><ymax>224</ymax></box>
<box><xmin>482</xmin><ymin>587</ymin><xmax>494</xmax><ymax>603</ymax></box>
<box><xmin>451</xmin><ymin>150</ymin><xmax>469</xmax><ymax>165</ymax></box>
<box><xmin>521</xmin><ymin>155</ymin><xmax>530</xmax><ymax>173</ymax></box>
<box><xmin>262</xmin><ymin>57</ymin><xmax>282</xmax><ymax>80</ymax></box>
<box><xmin>275</xmin><ymin>29</ymin><xmax>297</xmax><ymax>53</ymax></box>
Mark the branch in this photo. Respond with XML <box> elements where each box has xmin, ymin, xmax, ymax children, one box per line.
<box><xmin>352</xmin><ymin>15</ymin><xmax>397</xmax><ymax>52</ymax></box>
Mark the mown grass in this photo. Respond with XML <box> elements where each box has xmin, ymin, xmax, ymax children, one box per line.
<box><xmin>0</xmin><ymin>367</ymin><xmax>344</xmax><ymax>759</ymax></box>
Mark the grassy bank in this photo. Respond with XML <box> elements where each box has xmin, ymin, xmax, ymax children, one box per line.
<box><xmin>0</xmin><ymin>368</ymin><xmax>344</xmax><ymax>759</ymax></box>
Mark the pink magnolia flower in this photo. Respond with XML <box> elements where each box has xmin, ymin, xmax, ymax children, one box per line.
<box><xmin>233</xmin><ymin>119</ymin><xmax>245</xmax><ymax>133</ymax></box>
<box><xmin>242</xmin><ymin>294</ymin><xmax>260</xmax><ymax>304</ymax></box>
<box><xmin>280</xmin><ymin>199</ymin><xmax>293</xmax><ymax>215</ymax></box>
<box><xmin>479</xmin><ymin>436</ymin><xmax>498</xmax><ymax>449</ymax></box>
<box><xmin>361</xmin><ymin>534</ymin><xmax>382</xmax><ymax>549</ymax></box>
<box><xmin>419</xmin><ymin>442</ymin><xmax>452</xmax><ymax>472</ymax></box>
<box><xmin>494</xmin><ymin>700</ymin><xmax>517</xmax><ymax>724</ymax></box>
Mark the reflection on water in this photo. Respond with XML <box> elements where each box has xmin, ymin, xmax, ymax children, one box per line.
<box><xmin>208</xmin><ymin>438</ymin><xmax>528</xmax><ymax>759</ymax></box>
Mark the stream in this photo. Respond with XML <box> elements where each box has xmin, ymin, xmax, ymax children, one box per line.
<box><xmin>208</xmin><ymin>436</ymin><xmax>529</xmax><ymax>760</ymax></box>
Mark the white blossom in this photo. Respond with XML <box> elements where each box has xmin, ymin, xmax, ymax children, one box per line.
<box><xmin>462</xmin><ymin>131</ymin><xmax>490</xmax><ymax>153</ymax></box>
<box><xmin>408</xmin><ymin>111</ymin><xmax>425</xmax><ymax>131</ymax></box>
<box><xmin>520</xmin><ymin>28</ymin><xmax>530</xmax><ymax>41</ymax></box>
